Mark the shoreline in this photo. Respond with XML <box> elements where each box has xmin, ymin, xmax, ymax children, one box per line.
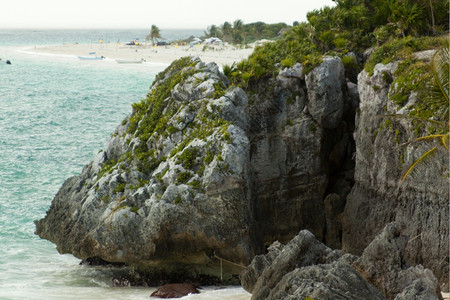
<box><xmin>24</xmin><ymin>42</ymin><xmax>255</xmax><ymax>67</ymax></box>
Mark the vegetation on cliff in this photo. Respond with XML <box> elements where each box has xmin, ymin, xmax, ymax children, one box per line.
<box><xmin>227</xmin><ymin>0</ymin><xmax>448</xmax><ymax>89</ymax></box>
<box><xmin>221</xmin><ymin>0</ymin><xmax>448</xmax><ymax>184</ymax></box>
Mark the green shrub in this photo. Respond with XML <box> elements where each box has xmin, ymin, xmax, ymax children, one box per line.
<box><xmin>176</xmin><ymin>172</ymin><xmax>192</xmax><ymax>184</ymax></box>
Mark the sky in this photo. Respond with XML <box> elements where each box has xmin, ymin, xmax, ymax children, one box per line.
<box><xmin>0</xmin><ymin>0</ymin><xmax>335</xmax><ymax>29</ymax></box>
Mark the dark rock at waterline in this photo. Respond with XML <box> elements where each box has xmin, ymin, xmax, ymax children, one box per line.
<box><xmin>80</xmin><ymin>256</ymin><xmax>125</xmax><ymax>267</ymax></box>
<box><xmin>150</xmin><ymin>283</ymin><xmax>200</xmax><ymax>298</ymax></box>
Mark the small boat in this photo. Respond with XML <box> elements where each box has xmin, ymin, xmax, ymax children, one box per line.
<box><xmin>116</xmin><ymin>59</ymin><xmax>146</xmax><ymax>64</ymax></box>
<box><xmin>78</xmin><ymin>55</ymin><xmax>105</xmax><ymax>60</ymax></box>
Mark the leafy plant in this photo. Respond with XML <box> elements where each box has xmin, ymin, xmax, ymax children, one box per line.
<box><xmin>401</xmin><ymin>45</ymin><xmax>449</xmax><ymax>182</ymax></box>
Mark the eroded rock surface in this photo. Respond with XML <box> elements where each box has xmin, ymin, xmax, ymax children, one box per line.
<box><xmin>35</xmin><ymin>57</ymin><xmax>257</xmax><ymax>282</ymax></box>
<box><xmin>342</xmin><ymin>62</ymin><xmax>449</xmax><ymax>286</ymax></box>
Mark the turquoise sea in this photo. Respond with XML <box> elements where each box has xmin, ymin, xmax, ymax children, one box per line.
<box><xmin>0</xmin><ymin>29</ymin><xmax>249</xmax><ymax>300</ymax></box>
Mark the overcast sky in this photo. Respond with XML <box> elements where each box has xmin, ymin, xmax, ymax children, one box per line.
<box><xmin>0</xmin><ymin>0</ymin><xmax>335</xmax><ymax>29</ymax></box>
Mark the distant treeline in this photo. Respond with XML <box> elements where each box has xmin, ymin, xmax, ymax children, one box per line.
<box><xmin>203</xmin><ymin>20</ymin><xmax>292</xmax><ymax>44</ymax></box>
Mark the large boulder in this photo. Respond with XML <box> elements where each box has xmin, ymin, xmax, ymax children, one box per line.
<box><xmin>268</xmin><ymin>261</ymin><xmax>386</xmax><ymax>300</ymax></box>
<box><xmin>243</xmin><ymin>230</ymin><xmax>332</xmax><ymax>298</ymax></box>
<box><xmin>244</xmin><ymin>226</ymin><xmax>442</xmax><ymax>300</ymax></box>
<box><xmin>353</xmin><ymin>223</ymin><xmax>442</xmax><ymax>300</ymax></box>
<box><xmin>35</xmin><ymin>56</ymin><xmax>357</xmax><ymax>283</ymax></box>
<box><xmin>35</xmin><ymin>57</ymin><xmax>257</xmax><ymax>283</ymax></box>
<box><xmin>150</xmin><ymin>283</ymin><xmax>199</xmax><ymax>298</ymax></box>
<box><xmin>243</xmin><ymin>230</ymin><xmax>385</xmax><ymax>300</ymax></box>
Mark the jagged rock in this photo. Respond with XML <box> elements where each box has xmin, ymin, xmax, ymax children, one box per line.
<box><xmin>306</xmin><ymin>56</ymin><xmax>346</xmax><ymax>129</ymax></box>
<box><xmin>353</xmin><ymin>223</ymin><xmax>442</xmax><ymax>300</ymax></box>
<box><xmin>394</xmin><ymin>280</ymin><xmax>442</xmax><ymax>300</ymax></box>
<box><xmin>245</xmin><ymin>230</ymin><xmax>385</xmax><ymax>300</ymax></box>
<box><xmin>35</xmin><ymin>58</ymin><xmax>256</xmax><ymax>283</ymax></box>
<box><xmin>248</xmin><ymin>230</ymin><xmax>333</xmax><ymax>299</ymax></box>
<box><xmin>278</xmin><ymin>63</ymin><xmax>305</xmax><ymax>80</ymax></box>
<box><xmin>150</xmin><ymin>283</ymin><xmax>199</xmax><ymax>298</ymax></box>
<box><xmin>267</xmin><ymin>261</ymin><xmax>387</xmax><ymax>300</ymax></box>
<box><xmin>240</xmin><ymin>241</ymin><xmax>283</xmax><ymax>293</ymax></box>
<box><xmin>36</xmin><ymin>55</ymin><xmax>358</xmax><ymax>283</ymax></box>
<box><xmin>342</xmin><ymin>62</ymin><xmax>449</xmax><ymax>286</ymax></box>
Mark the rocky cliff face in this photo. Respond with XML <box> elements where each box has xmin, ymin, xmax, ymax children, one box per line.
<box><xmin>35</xmin><ymin>54</ymin><xmax>447</xmax><ymax>288</ymax></box>
<box><xmin>342</xmin><ymin>61</ymin><xmax>449</xmax><ymax>286</ymax></box>
<box><xmin>36</xmin><ymin>57</ymin><xmax>258</xmax><ymax>282</ymax></box>
<box><xmin>247</xmin><ymin>59</ymin><xmax>355</xmax><ymax>247</ymax></box>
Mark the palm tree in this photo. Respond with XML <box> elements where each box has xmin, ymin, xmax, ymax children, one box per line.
<box><xmin>204</xmin><ymin>25</ymin><xmax>221</xmax><ymax>38</ymax></box>
<box><xmin>389</xmin><ymin>1</ymin><xmax>425</xmax><ymax>37</ymax></box>
<box><xmin>221</xmin><ymin>22</ymin><xmax>232</xmax><ymax>42</ymax></box>
<box><xmin>232</xmin><ymin>19</ymin><xmax>244</xmax><ymax>44</ymax></box>
<box><xmin>401</xmin><ymin>45</ymin><xmax>449</xmax><ymax>181</ymax></box>
<box><xmin>146</xmin><ymin>25</ymin><xmax>161</xmax><ymax>45</ymax></box>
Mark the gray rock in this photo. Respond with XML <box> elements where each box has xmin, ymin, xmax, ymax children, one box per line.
<box><xmin>353</xmin><ymin>223</ymin><xmax>442</xmax><ymax>299</ymax></box>
<box><xmin>35</xmin><ymin>58</ymin><xmax>256</xmax><ymax>283</ymax></box>
<box><xmin>395</xmin><ymin>280</ymin><xmax>442</xmax><ymax>300</ymax></box>
<box><xmin>278</xmin><ymin>63</ymin><xmax>304</xmax><ymax>80</ymax></box>
<box><xmin>342</xmin><ymin>62</ymin><xmax>449</xmax><ymax>285</ymax></box>
<box><xmin>245</xmin><ymin>230</ymin><xmax>386</xmax><ymax>300</ymax></box>
<box><xmin>306</xmin><ymin>56</ymin><xmax>346</xmax><ymax>129</ymax></box>
<box><xmin>249</xmin><ymin>230</ymin><xmax>333</xmax><ymax>299</ymax></box>
<box><xmin>240</xmin><ymin>241</ymin><xmax>283</xmax><ymax>293</ymax></box>
<box><xmin>267</xmin><ymin>261</ymin><xmax>387</xmax><ymax>300</ymax></box>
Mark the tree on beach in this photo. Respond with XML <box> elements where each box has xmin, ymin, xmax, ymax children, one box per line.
<box><xmin>146</xmin><ymin>25</ymin><xmax>161</xmax><ymax>45</ymax></box>
<box><xmin>232</xmin><ymin>19</ymin><xmax>244</xmax><ymax>44</ymax></box>
<box><xmin>204</xmin><ymin>25</ymin><xmax>221</xmax><ymax>38</ymax></box>
<box><xmin>221</xmin><ymin>22</ymin><xmax>232</xmax><ymax>41</ymax></box>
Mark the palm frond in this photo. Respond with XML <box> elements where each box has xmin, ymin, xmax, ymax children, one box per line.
<box><xmin>432</xmin><ymin>46</ymin><xmax>449</xmax><ymax>103</ymax></box>
<box><xmin>401</xmin><ymin>147</ymin><xmax>437</xmax><ymax>182</ymax></box>
<box><xmin>382</xmin><ymin>114</ymin><xmax>447</xmax><ymax>127</ymax></box>
<box><xmin>441</xmin><ymin>133</ymin><xmax>449</xmax><ymax>151</ymax></box>
<box><xmin>415</xmin><ymin>134</ymin><xmax>447</xmax><ymax>142</ymax></box>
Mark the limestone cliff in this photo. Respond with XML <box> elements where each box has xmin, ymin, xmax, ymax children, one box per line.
<box><xmin>36</xmin><ymin>57</ymin><xmax>257</xmax><ymax>282</ymax></box>
<box><xmin>35</xmin><ymin>53</ymin><xmax>447</xmax><ymax>288</ymax></box>
<box><xmin>342</xmin><ymin>61</ymin><xmax>449</xmax><ymax>286</ymax></box>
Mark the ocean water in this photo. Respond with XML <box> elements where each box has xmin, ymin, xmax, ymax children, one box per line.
<box><xmin>0</xmin><ymin>30</ymin><xmax>250</xmax><ymax>300</ymax></box>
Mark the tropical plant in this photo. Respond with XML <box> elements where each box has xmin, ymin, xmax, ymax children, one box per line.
<box><xmin>146</xmin><ymin>24</ymin><xmax>161</xmax><ymax>45</ymax></box>
<box><xmin>389</xmin><ymin>1</ymin><xmax>426</xmax><ymax>37</ymax></box>
<box><xmin>232</xmin><ymin>19</ymin><xmax>244</xmax><ymax>44</ymax></box>
<box><xmin>204</xmin><ymin>25</ymin><xmax>221</xmax><ymax>38</ymax></box>
<box><xmin>401</xmin><ymin>44</ymin><xmax>449</xmax><ymax>182</ymax></box>
<box><xmin>220</xmin><ymin>22</ymin><xmax>232</xmax><ymax>41</ymax></box>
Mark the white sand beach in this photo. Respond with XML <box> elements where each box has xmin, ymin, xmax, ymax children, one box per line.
<box><xmin>26</xmin><ymin>42</ymin><xmax>255</xmax><ymax>67</ymax></box>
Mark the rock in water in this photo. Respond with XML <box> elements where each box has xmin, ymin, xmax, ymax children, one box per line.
<box><xmin>35</xmin><ymin>57</ymin><xmax>257</xmax><ymax>283</ymax></box>
<box><xmin>150</xmin><ymin>283</ymin><xmax>199</xmax><ymax>298</ymax></box>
